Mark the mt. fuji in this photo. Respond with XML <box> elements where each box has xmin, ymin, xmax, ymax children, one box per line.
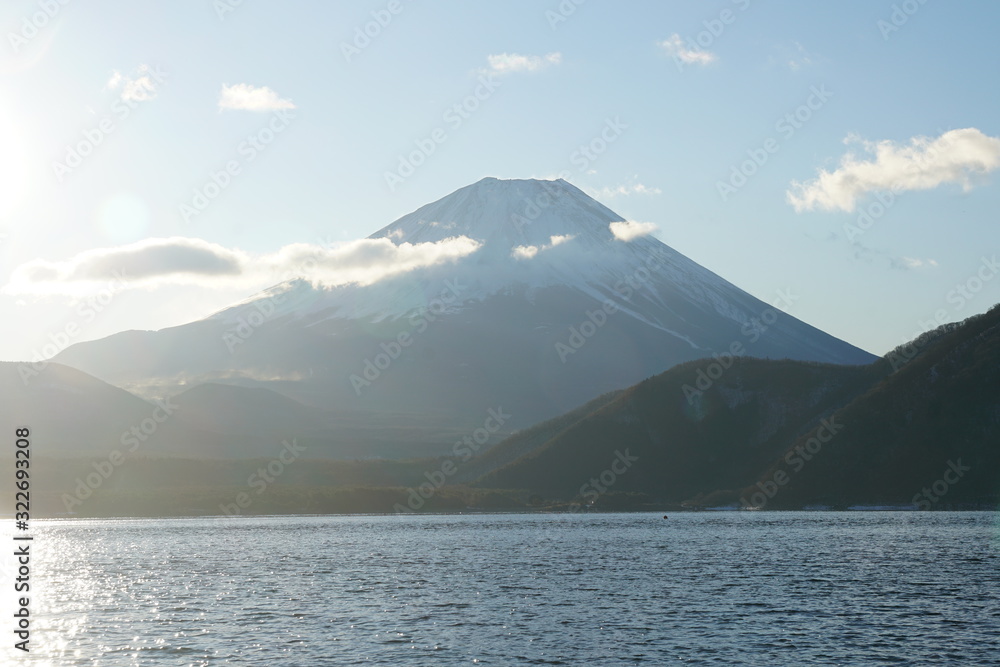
<box><xmin>54</xmin><ymin>177</ymin><xmax>874</xmax><ymax>458</ymax></box>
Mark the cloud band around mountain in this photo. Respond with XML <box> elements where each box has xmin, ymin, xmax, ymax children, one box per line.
<box><xmin>511</xmin><ymin>234</ymin><xmax>574</xmax><ymax>260</ymax></box>
<box><xmin>4</xmin><ymin>236</ymin><xmax>482</xmax><ymax>296</ymax></box>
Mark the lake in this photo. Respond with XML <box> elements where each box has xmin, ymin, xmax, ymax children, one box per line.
<box><xmin>4</xmin><ymin>512</ymin><xmax>999</xmax><ymax>665</ymax></box>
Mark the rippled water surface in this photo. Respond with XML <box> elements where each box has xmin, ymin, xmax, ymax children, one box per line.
<box><xmin>5</xmin><ymin>512</ymin><xmax>1000</xmax><ymax>665</ymax></box>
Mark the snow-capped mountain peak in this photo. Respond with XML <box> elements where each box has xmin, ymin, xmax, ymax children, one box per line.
<box><xmin>370</xmin><ymin>177</ymin><xmax>623</xmax><ymax>253</ymax></box>
<box><xmin>216</xmin><ymin>177</ymin><xmax>687</xmax><ymax>325</ymax></box>
<box><xmin>333</xmin><ymin>177</ymin><xmax>747</xmax><ymax>329</ymax></box>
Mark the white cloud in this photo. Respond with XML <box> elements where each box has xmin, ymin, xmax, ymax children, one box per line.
<box><xmin>893</xmin><ymin>256</ymin><xmax>939</xmax><ymax>271</ymax></box>
<box><xmin>609</xmin><ymin>221</ymin><xmax>658</xmax><ymax>242</ymax></box>
<box><xmin>4</xmin><ymin>235</ymin><xmax>482</xmax><ymax>297</ymax></box>
<box><xmin>591</xmin><ymin>183</ymin><xmax>663</xmax><ymax>199</ymax></box>
<box><xmin>106</xmin><ymin>64</ymin><xmax>162</xmax><ymax>102</ymax></box>
<box><xmin>787</xmin><ymin>128</ymin><xmax>1000</xmax><ymax>213</ymax></box>
<box><xmin>658</xmin><ymin>34</ymin><xmax>716</xmax><ymax>66</ymax></box>
<box><xmin>511</xmin><ymin>245</ymin><xmax>539</xmax><ymax>260</ymax></box>
<box><xmin>483</xmin><ymin>52</ymin><xmax>562</xmax><ymax>76</ymax></box>
<box><xmin>6</xmin><ymin>238</ymin><xmax>241</xmax><ymax>296</ymax></box>
<box><xmin>511</xmin><ymin>234</ymin><xmax>575</xmax><ymax>260</ymax></box>
<box><xmin>218</xmin><ymin>83</ymin><xmax>296</xmax><ymax>112</ymax></box>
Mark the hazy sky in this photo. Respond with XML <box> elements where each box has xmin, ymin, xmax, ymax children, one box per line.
<box><xmin>2</xmin><ymin>0</ymin><xmax>999</xmax><ymax>361</ymax></box>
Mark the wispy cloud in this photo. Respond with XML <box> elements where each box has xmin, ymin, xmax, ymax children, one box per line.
<box><xmin>892</xmin><ymin>256</ymin><xmax>939</xmax><ymax>271</ymax></box>
<box><xmin>787</xmin><ymin>128</ymin><xmax>1000</xmax><ymax>213</ymax></box>
<box><xmin>106</xmin><ymin>64</ymin><xmax>162</xmax><ymax>102</ymax></box>
<box><xmin>218</xmin><ymin>83</ymin><xmax>296</xmax><ymax>112</ymax></box>
<box><xmin>4</xmin><ymin>236</ymin><xmax>482</xmax><ymax>296</ymax></box>
<box><xmin>778</xmin><ymin>41</ymin><xmax>815</xmax><ymax>71</ymax></box>
<box><xmin>591</xmin><ymin>183</ymin><xmax>662</xmax><ymax>199</ymax></box>
<box><xmin>482</xmin><ymin>52</ymin><xmax>562</xmax><ymax>76</ymax></box>
<box><xmin>658</xmin><ymin>34</ymin><xmax>716</xmax><ymax>66</ymax></box>
<box><xmin>609</xmin><ymin>221</ymin><xmax>658</xmax><ymax>242</ymax></box>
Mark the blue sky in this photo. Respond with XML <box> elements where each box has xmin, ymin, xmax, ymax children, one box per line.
<box><xmin>1</xmin><ymin>0</ymin><xmax>999</xmax><ymax>361</ymax></box>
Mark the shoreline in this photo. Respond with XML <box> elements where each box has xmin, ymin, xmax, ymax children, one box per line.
<box><xmin>8</xmin><ymin>505</ymin><xmax>998</xmax><ymax>521</ymax></box>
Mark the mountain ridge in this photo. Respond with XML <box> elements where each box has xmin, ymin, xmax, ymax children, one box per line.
<box><xmin>471</xmin><ymin>304</ymin><xmax>1000</xmax><ymax>509</ymax></box>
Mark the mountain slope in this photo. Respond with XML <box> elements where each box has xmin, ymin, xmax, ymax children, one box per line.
<box><xmin>51</xmin><ymin>177</ymin><xmax>874</xmax><ymax>457</ymax></box>
<box><xmin>472</xmin><ymin>304</ymin><xmax>1000</xmax><ymax>508</ymax></box>
<box><xmin>476</xmin><ymin>356</ymin><xmax>881</xmax><ymax>500</ymax></box>
<box><xmin>0</xmin><ymin>362</ymin><xmax>254</xmax><ymax>459</ymax></box>
<box><xmin>736</xmin><ymin>304</ymin><xmax>1000</xmax><ymax>508</ymax></box>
